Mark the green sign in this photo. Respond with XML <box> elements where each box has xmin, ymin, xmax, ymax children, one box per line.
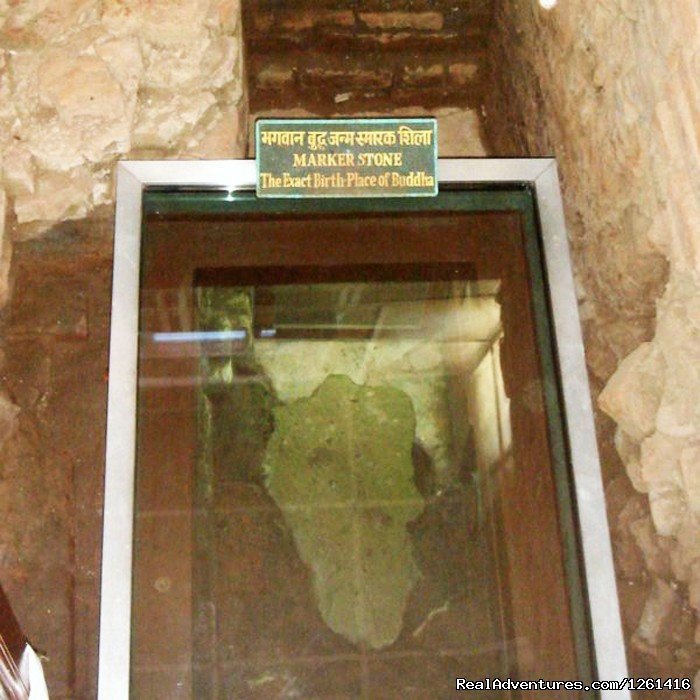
<box><xmin>256</xmin><ymin>118</ymin><xmax>437</xmax><ymax>198</ymax></box>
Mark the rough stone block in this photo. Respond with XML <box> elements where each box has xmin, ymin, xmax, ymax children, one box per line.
<box><xmin>263</xmin><ymin>374</ymin><xmax>424</xmax><ymax>649</ymax></box>
<box><xmin>39</xmin><ymin>54</ymin><xmax>124</xmax><ymax>122</ymax></box>
<box><xmin>0</xmin><ymin>188</ymin><xmax>10</xmax><ymax>308</ymax></box>
<box><xmin>434</xmin><ymin>107</ymin><xmax>487</xmax><ymax>157</ymax></box>
<box><xmin>633</xmin><ymin>577</ymin><xmax>680</xmax><ymax>647</ymax></box>
<box><xmin>132</xmin><ymin>91</ymin><xmax>217</xmax><ymax>150</ymax></box>
<box><xmin>143</xmin><ymin>35</ymin><xmax>238</xmax><ymax>92</ymax></box>
<box><xmin>14</xmin><ymin>33</ymin><xmax>142</xmax><ymax>169</ymax></box>
<box><xmin>614</xmin><ymin>428</ymin><xmax>648</xmax><ymax>493</ymax></box>
<box><xmin>184</xmin><ymin>103</ymin><xmax>246</xmax><ymax>159</ymax></box>
<box><xmin>7</xmin><ymin>0</ymin><xmax>101</xmax><ymax>43</ymax></box>
<box><xmin>102</xmin><ymin>0</ymin><xmax>210</xmax><ymax>46</ymax></box>
<box><xmin>628</xmin><ymin>514</ymin><xmax>673</xmax><ymax>580</ymax></box>
<box><xmin>359</xmin><ymin>11</ymin><xmax>443</xmax><ymax>31</ymax></box>
<box><xmin>656</xmin><ymin>373</ymin><xmax>698</xmax><ymax>439</ymax></box>
<box><xmin>273</xmin><ymin>9</ymin><xmax>355</xmax><ymax>33</ymax></box>
<box><xmin>206</xmin><ymin>0</ymin><xmax>241</xmax><ymax>33</ymax></box>
<box><xmin>681</xmin><ymin>444</ymin><xmax>700</xmax><ymax>514</ymax></box>
<box><xmin>13</xmin><ymin>168</ymin><xmax>94</xmax><ymax>229</ymax></box>
<box><xmin>648</xmin><ymin>486</ymin><xmax>687</xmax><ymax>538</ymax></box>
<box><xmin>447</xmin><ymin>61</ymin><xmax>479</xmax><ymax>87</ymax></box>
<box><xmin>400</xmin><ymin>62</ymin><xmax>444</xmax><ymax>88</ymax></box>
<box><xmin>2</xmin><ymin>145</ymin><xmax>35</xmax><ymax>197</ymax></box>
<box><xmin>255</xmin><ymin>62</ymin><xmax>295</xmax><ymax>90</ymax></box>
<box><xmin>0</xmin><ymin>392</ymin><xmax>19</xmax><ymax>449</ymax></box>
<box><xmin>299</xmin><ymin>56</ymin><xmax>393</xmax><ymax>92</ymax></box>
<box><xmin>598</xmin><ymin>342</ymin><xmax>666</xmax><ymax>442</ymax></box>
<box><xmin>640</xmin><ymin>432</ymin><xmax>683</xmax><ymax>488</ymax></box>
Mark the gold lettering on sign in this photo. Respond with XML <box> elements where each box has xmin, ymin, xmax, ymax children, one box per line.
<box><xmin>355</xmin><ymin>130</ymin><xmax>397</xmax><ymax>147</ymax></box>
<box><xmin>327</xmin><ymin>131</ymin><xmax>356</xmax><ymax>147</ymax></box>
<box><xmin>260</xmin><ymin>130</ymin><xmax>306</xmax><ymax>147</ymax></box>
<box><xmin>293</xmin><ymin>153</ymin><xmax>356</xmax><ymax>167</ymax></box>
<box><xmin>397</xmin><ymin>125</ymin><xmax>433</xmax><ymax>146</ymax></box>
<box><xmin>308</xmin><ymin>131</ymin><xmax>328</xmax><ymax>151</ymax></box>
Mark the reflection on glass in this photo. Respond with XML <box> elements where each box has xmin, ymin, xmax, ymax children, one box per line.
<box><xmin>195</xmin><ymin>280</ymin><xmax>508</xmax><ymax>658</ymax></box>
<box><xmin>130</xmin><ymin>205</ymin><xmax>586</xmax><ymax>699</ymax></box>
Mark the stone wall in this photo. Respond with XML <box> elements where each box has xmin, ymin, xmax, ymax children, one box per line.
<box><xmin>0</xmin><ymin>0</ymin><xmax>247</xmax><ymax>249</ymax></box>
<box><xmin>485</xmin><ymin>0</ymin><xmax>700</xmax><ymax>684</ymax></box>
<box><xmin>0</xmin><ymin>1</ymin><xmax>247</xmax><ymax>696</ymax></box>
<box><xmin>0</xmin><ymin>2</ymin><xmax>489</xmax><ymax>695</ymax></box>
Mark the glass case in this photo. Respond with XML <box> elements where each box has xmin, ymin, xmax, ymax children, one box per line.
<box><xmin>98</xmin><ymin>161</ymin><xmax>628</xmax><ymax>700</ymax></box>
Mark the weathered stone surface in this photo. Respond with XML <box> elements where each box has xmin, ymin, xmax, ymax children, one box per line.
<box><xmin>648</xmin><ymin>487</ymin><xmax>687</xmax><ymax>539</ymax></box>
<box><xmin>255</xmin><ymin>339</ymin><xmax>453</xmax><ymax>477</ymax></box>
<box><xmin>640</xmin><ymin>433</ymin><xmax>684</xmax><ymax>491</ymax></box>
<box><xmin>255</xmin><ymin>62</ymin><xmax>295</xmax><ymax>90</ymax></box>
<box><xmin>1</xmin><ymin>0</ymin><xmax>246</xmax><ymax>233</ymax></box>
<box><xmin>207</xmin><ymin>0</ymin><xmax>241</xmax><ymax>33</ymax></box>
<box><xmin>0</xmin><ymin>187</ymin><xmax>9</xmax><ymax>307</ymax></box>
<box><xmin>681</xmin><ymin>445</ymin><xmax>700</xmax><ymax>514</ymax></box>
<box><xmin>435</xmin><ymin>107</ymin><xmax>487</xmax><ymax>156</ymax></box>
<box><xmin>263</xmin><ymin>374</ymin><xmax>424</xmax><ymax>649</ymax></box>
<box><xmin>183</xmin><ymin>103</ymin><xmax>247</xmax><ymax>159</ymax></box>
<box><xmin>447</xmin><ymin>61</ymin><xmax>478</xmax><ymax>87</ymax></box>
<box><xmin>0</xmin><ymin>391</ymin><xmax>19</xmax><ymax>448</ymax></box>
<box><xmin>671</xmin><ymin>516</ymin><xmax>700</xmax><ymax>582</ymax></box>
<box><xmin>142</xmin><ymin>35</ymin><xmax>237</xmax><ymax>92</ymax></box>
<box><xmin>599</xmin><ymin>343</ymin><xmax>665</xmax><ymax>442</ymax></box>
<box><xmin>401</xmin><ymin>63</ymin><xmax>444</xmax><ymax>88</ymax></box>
<box><xmin>628</xmin><ymin>514</ymin><xmax>673</xmax><ymax>580</ymax></box>
<box><xmin>359</xmin><ymin>11</ymin><xmax>443</xmax><ymax>31</ymax></box>
<box><xmin>102</xmin><ymin>0</ymin><xmax>209</xmax><ymax>46</ymax></box>
<box><xmin>1</xmin><ymin>0</ymin><xmax>101</xmax><ymax>43</ymax></box>
<box><xmin>583</xmin><ymin>317</ymin><xmax>653</xmax><ymax>382</ymax></box>
<box><xmin>14</xmin><ymin>168</ymin><xmax>94</xmax><ymax>229</ymax></box>
<box><xmin>40</xmin><ymin>54</ymin><xmax>122</xmax><ymax>122</ymax></box>
<box><xmin>487</xmin><ymin>0</ymin><xmax>700</xmax><ymax>679</ymax></box>
<box><xmin>612</xmin><ymin>493</ymin><xmax>648</xmax><ymax>579</ymax></box>
<box><xmin>132</xmin><ymin>91</ymin><xmax>217</xmax><ymax>150</ymax></box>
<box><xmin>2</xmin><ymin>145</ymin><xmax>35</xmax><ymax>197</ymax></box>
<box><xmin>614</xmin><ymin>429</ymin><xmax>647</xmax><ymax>493</ymax></box>
<box><xmin>633</xmin><ymin>577</ymin><xmax>680</xmax><ymax>649</ymax></box>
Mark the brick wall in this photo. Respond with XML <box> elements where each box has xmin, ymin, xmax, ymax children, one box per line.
<box><xmin>244</xmin><ymin>0</ymin><xmax>492</xmax><ymax>112</ymax></box>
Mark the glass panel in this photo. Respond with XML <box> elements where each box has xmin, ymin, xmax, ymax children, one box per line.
<box><xmin>130</xmin><ymin>199</ymin><xmax>589</xmax><ymax>699</ymax></box>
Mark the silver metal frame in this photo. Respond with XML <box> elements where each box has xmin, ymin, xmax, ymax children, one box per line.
<box><xmin>98</xmin><ymin>159</ymin><xmax>629</xmax><ymax>699</ymax></box>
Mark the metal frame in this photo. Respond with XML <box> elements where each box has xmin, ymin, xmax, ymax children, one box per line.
<box><xmin>98</xmin><ymin>159</ymin><xmax>629</xmax><ymax>699</ymax></box>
